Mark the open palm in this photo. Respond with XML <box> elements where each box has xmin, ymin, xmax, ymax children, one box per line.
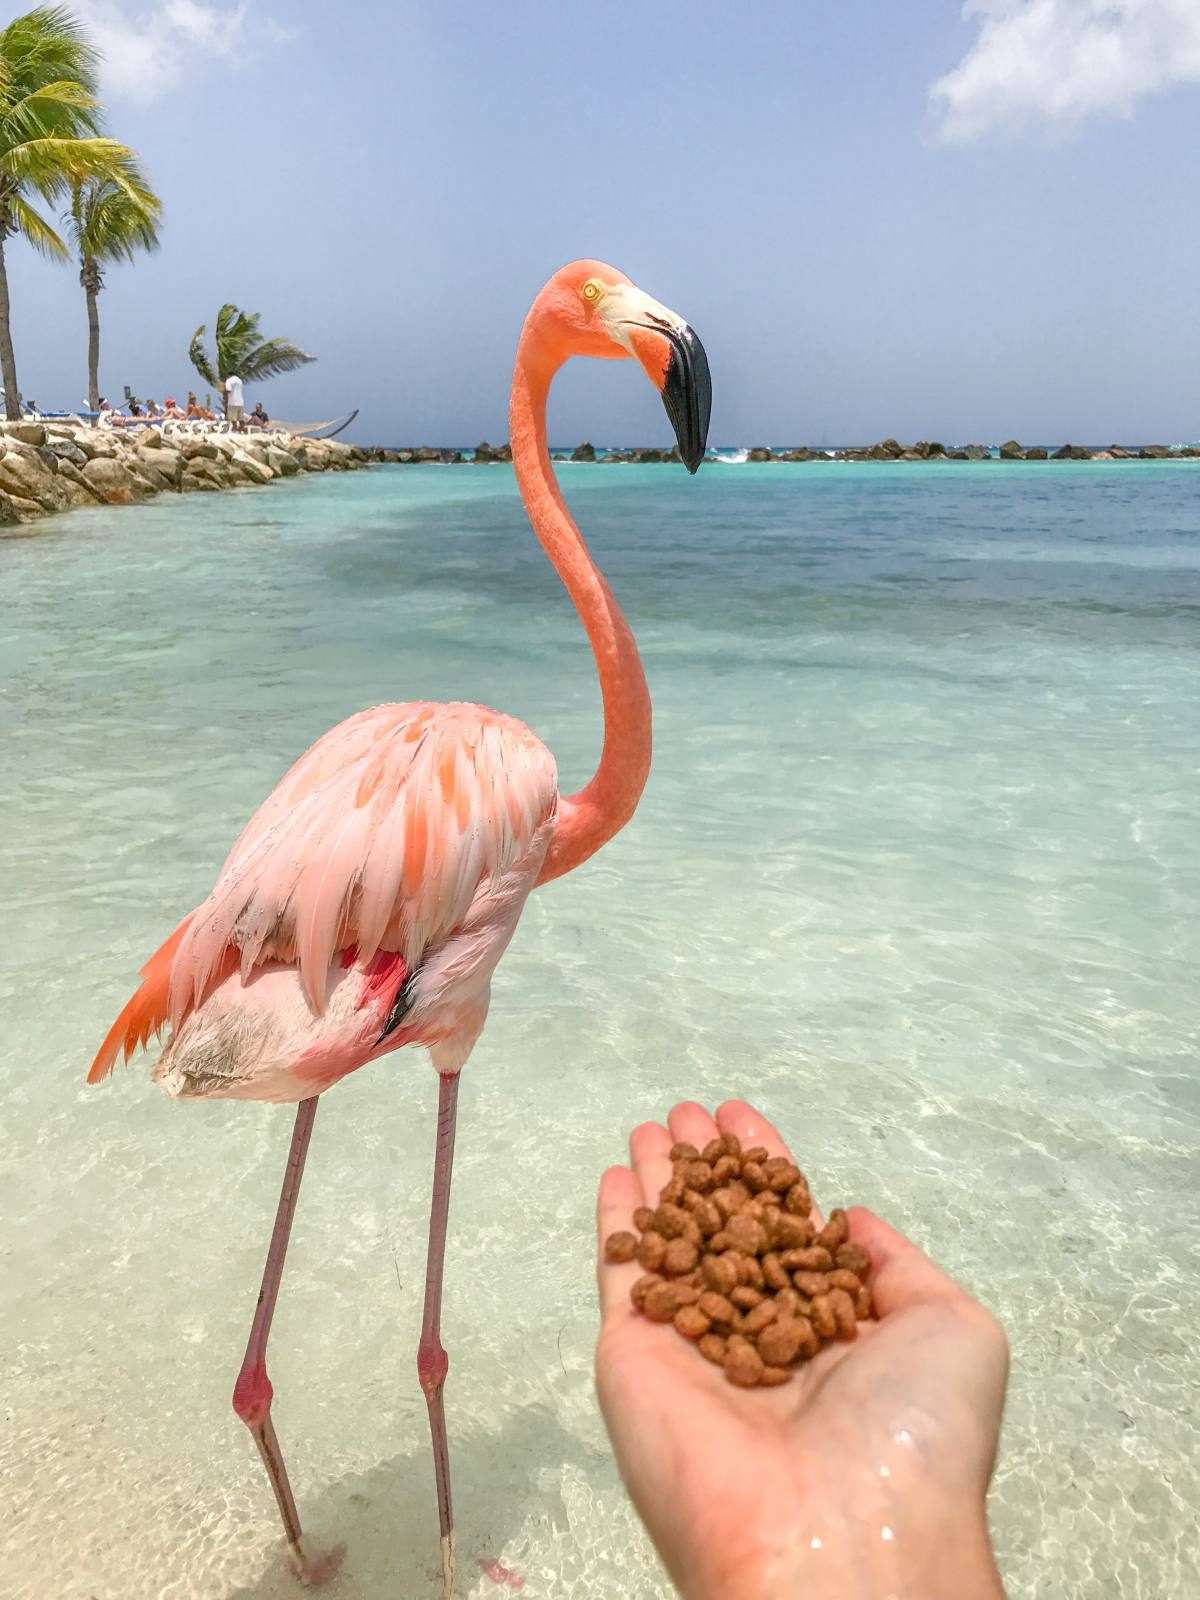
<box><xmin>595</xmin><ymin>1100</ymin><xmax>1009</xmax><ymax>1600</ymax></box>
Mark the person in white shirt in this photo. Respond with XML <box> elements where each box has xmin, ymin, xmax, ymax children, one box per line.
<box><xmin>225</xmin><ymin>373</ymin><xmax>245</xmax><ymax>426</ymax></box>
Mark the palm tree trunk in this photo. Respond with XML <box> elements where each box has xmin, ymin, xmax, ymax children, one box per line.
<box><xmin>0</xmin><ymin>233</ymin><xmax>21</xmax><ymax>422</ymax></box>
<box><xmin>85</xmin><ymin>273</ymin><xmax>101</xmax><ymax>413</ymax></box>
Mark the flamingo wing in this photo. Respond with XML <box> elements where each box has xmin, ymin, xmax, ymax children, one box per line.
<box><xmin>89</xmin><ymin>702</ymin><xmax>558</xmax><ymax>1084</ymax></box>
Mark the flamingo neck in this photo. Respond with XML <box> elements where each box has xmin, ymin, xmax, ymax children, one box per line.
<box><xmin>510</xmin><ymin>336</ymin><xmax>652</xmax><ymax>885</ymax></box>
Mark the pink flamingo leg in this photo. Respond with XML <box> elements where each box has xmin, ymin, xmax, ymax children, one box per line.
<box><xmin>232</xmin><ymin>1096</ymin><xmax>343</xmax><ymax>1586</ymax></box>
<box><xmin>418</xmin><ymin>1069</ymin><xmax>460</xmax><ymax>1600</ymax></box>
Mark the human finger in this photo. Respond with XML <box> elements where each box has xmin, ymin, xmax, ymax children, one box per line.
<box><xmin>847</xmin><ymin>1207</ymin><xmax>970</xmax><ymax>1318</ymax></box>
<box><xmin>596</xmin><ymin>1164</ymin><xmax>643</xmax><ymax>1319</ymax></box>
<box><xmin>629</xmin><ymin>1120</ymin><xmax>674</xmax><ymax>1210</ymax></box>
<box><xmin>713</xmin><ymin>1099</ymin><xmax>792</xmax><ymax>1161</ymax></box>
<box><xmin>666</xmin><ymin>1101</ymin><xmax>722</xmax><ymax>1155</ymax></box>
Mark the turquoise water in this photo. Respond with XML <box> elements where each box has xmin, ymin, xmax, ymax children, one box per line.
<box><xmin>2</xmin><ymin>462</ymin><xmax>1197</xmax><ymax>1599</ymax></box>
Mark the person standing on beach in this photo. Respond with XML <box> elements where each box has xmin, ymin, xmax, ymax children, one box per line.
<box><xmin>225</xmin><ymin>372</ymin><xmax>245</xmax><ymax>429</ymax></box>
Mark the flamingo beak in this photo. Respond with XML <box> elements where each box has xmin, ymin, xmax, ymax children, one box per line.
<box><xmin>657</xmin><ymin>322</ymin><xmax>712</xmax><ymax>474</ymax></box>
<box><xmin>614</xmin><ymin>289</ymin><xmax>712</xmax><ymax>472</ymax></box>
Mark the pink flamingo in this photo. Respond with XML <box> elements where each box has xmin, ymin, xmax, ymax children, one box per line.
<box><xmin>88</xmin><ymin>260</ymin><xmax>711</xmax><ymax>1595</ymax></box>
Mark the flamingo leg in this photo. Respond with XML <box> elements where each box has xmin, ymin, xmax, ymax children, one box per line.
<box><xmin>232</xmin><ymin>1096</ymin><xmax>342</xmax><ymax>1586</ymax></box>
<box><xmin>418</xmin><ymin>1069</ymin><xmax>461</xmax><ymax>1600</ymax></box>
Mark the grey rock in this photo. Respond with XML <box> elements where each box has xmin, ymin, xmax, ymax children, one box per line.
<box><xmin>82</xmin><ymin>456</ymin><xmax>145</xmax><ymax>502</ymax></box>
<box><xmin>266</xmin><ymin>446</ymin><xmax>300</xmax><ymax>476</ymax></box>
<box><xmin>999</xmin><ymin>440</ymin><xmax>1023</xmax><ymax>460</ymax></box>
<box><xmin>571</xmin><ymin>442</ymin><xmax>596</xmax><ymax>462</ymax></box>
<box><xmin>1051</xmin><ymin>444</ymin><xmax>1093</xmax><ymax>460</ymax></box>
<box><xmin>1024</xmin><ymin>447</ymin><xmax>1048</xmax><ymax>460</ymax></box>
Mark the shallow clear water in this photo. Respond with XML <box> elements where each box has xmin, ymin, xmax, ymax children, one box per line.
<box><xmin>2</xmin><ymin>462</ymin><xmax>1197</xmax><ymax>1599</ymax></box>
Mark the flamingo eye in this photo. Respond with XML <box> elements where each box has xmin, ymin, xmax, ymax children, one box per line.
<box><xmin>580</xmin><ymin>279</ymin><xmax>604</xmax><ymax>304</ymax></box>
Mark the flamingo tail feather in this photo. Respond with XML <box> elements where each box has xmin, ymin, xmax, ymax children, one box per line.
<box><xmin>87</xmin><ymin>918</ymin><xmax>192</xmax><ymax>1085</ymax></box>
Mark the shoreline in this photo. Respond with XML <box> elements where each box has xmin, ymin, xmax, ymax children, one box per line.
<box><xmin>0</xmin><ymin>419</ymin><xmax>369</xmax><ymax>533</ymax></box>
<box><xmin>367</xmin><ymin>437</ymin><xmax>1200</xmax><ymax>465</ymax></box>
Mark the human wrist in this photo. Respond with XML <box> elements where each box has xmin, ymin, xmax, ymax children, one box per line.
<box><xmin>684</xmin><ymin>1495</ymin><xmax>1002</xmax><ymax>1600</ymax></box>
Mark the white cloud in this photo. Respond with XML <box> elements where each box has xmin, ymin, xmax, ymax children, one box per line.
<box><xmin>931</xmin><ymin>0</ymin><xmax>1200</xmax><ymax>142</ymax></box>
<box><xmin>73</xmin><ymin>0</ymin><xmax>291</xmax><ymax>104</ymax></box>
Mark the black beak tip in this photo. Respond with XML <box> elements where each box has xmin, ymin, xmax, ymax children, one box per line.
<box><xmin>660</xmin><ymin>323</ymin><xmax>712</xmax><ymax>478</ymax></box>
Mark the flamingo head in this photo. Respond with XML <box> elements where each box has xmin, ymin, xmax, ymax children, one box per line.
<box><xmin>532</xmin><ymin>259</ymin><xmax>712</xmax><ymax>472</ymax></box>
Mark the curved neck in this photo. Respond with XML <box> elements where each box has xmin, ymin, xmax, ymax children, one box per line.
<box><xmin>510</xmin><ymin>332</ymin><xmax>652</xmax><ymax>885</ymax></box>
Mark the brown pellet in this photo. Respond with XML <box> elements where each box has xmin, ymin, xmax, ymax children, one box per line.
<box><xmin>781</xmin><ymin>1246</ymin><xmax>833</xmax><ymax>1272</ymax></box>
<box><xmin>760</xmin><ymin>1364</ymin><xmax>793</xmax><ymax>1386</ymax></box>
<box><xmin>741</xmin><ymin>1299</ymin><xmax>779</xmax><ymax>1336</ymax></box>
<box><xmin>725</xmin><ymin>1341</ymin><xmax>765</xmax><ymax>1388</ymax></box>
<box><xmin>774</xmin><ymin>1213</ymin><xmax>815</xmax><ymax>1249</ymax></box>
<box><xmin>762</xmin><ymin>1252</ymin><xmax>790</xmax><ymax>1292</ymax></box>
<box><xmin>827</xmin><ymin>1268</ymin><xmax>864</xmax><ymax>1294</ymax></box>
<box><xmin>792</xmin><ymin>1270</ymin><xmax>830</xmax><ymax>1297</ymax></box>
<box><xmin>739</xmin><ymin>1256</ymin><xmax>766</xmax><ymax>1290</ymax></box>
<box><xmin>784</xmin><ymin>1180</ymin><xmax>813</xmax><ymax>1217</ymax></box>
<box><xmin>757</xmin><ymin>1317</ymin><xmax>803</xmax><ymax>1366</ymax></box>
<box><xmin>605</xmin><ymin>1231</ymin><xmax>638</xmax><ymax>1263</ymax></box>
<box><xmin>828</xmin><ymin>1287</ymin><xmax>858</xmax><ymax>1341</ymax></box>
<box><xmin>816</xmin><ymin>1207</ymin><xmax>850</xmax><ymax>1254</ymax></box>
<box><xmin>855</xmin><ymin>1284</ymin><xmax>874</xmax><ymax>1321</ymax></box>
<box><xmin>643</xmin><ymin>1281</ymin><xmax>686</xmax><ymax>1322</ymax></box>
<box><xmin>702</xmin><ymin>1252</ymin><xmax>739</xmax><ymax>1295</ymax></box>
<box><xmin>836</xmin><ymin>1242</ymin><xmax>871</xmax><ymax>1276</ymax></box>
<box><xmin>630</xmin><ymin>1275</ymin><xmax>659</xmax><ymax>1312</ymax></box>
<box><xmin>730</xmin><ymin>1285</ymin><xmax>764</xmax><ymax>1311</ymax></box>
<box><xmin>725</xmin><ymin>1215</ymin><xmax>768</xmax><ymax>1256</ymax></box>
<box><xmin>669</xmin><ymin>1142</ymin><xmax>700</xmax><ymax>1163</ymax></box>
<box><xmin>810</xmin><ymin>1293</ymin><xmax>837</xmax><ymax>1340</ymax></box>
<box><xmin>741</xmin><ymin>1146</ymin><xmax>769</xmax><ymax>1165</ymax></box>
<box><xmin>674</xmin><ymin>1304</ymin><xmax>712</xmax><ymax>1340</ymax></box>
<box><xmin>763</xmin><ymin>1158</ymin><xmax>801</xmax><ymax>1193</ymax></box>
<box><xmin>655</xmin><ymin>1204</ymin><xmax>691</xmax><ymax>1240</ymax></box>
<box><xmin>660</xmin><ymin>1175</ymin><xmax>686</xmax><ymax>1204</ymax></box>
<box><xmin>633</xmin><ymin>1206</ymin><xmax>655</xmax><ymax>1233</ymax></box>
<box><xmin>721</xmin><ymin>1131</ymin><xmax>742</xmax><ymax>1158</ymax></box>
<box><xmin>698</xmin><ymin>1291</ymin><xmax>736</xmax><ymax>1326</ymax></box>
<box><xmin>663</xmin><ymin>1237</ymin><xmax>700</xmax><ymax>1276</ymax></box>
<box><xmin>682</xmin><ymin>1160</ymin><xmax>714</xmax><ymax>1192</ymax></box>
<box><xmin>683</xmin><ymin>1194</ymin><xmax>722</xmax><ymax>1236</ymax></box>
<box><xmin>637</xmin><ymin>1231</ymin><xmax>666</xmax><ymax>1271</ymax></box>
<box><xmin>741</xmin><ymin>1161</ymin><xmax>768</xmax><ymax>1193</ymax></box>
<box><xmin>711</xmin><ymin>1154</ymin><xmax>741</xmax><ymax>1185</ymax></box>
<box><xmin>698</xmin><ymin>1332</ymin><xmax>727</xmax><ymax>1365</ymax></box>
<box><xmin>702</xmin><ymin>1138</ymin><xmax>725</xmax><ymax>1165</ymax></box>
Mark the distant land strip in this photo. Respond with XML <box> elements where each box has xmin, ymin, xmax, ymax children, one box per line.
<box><xmin>366</xmin><ymin>439</ymin><xmax>1200</xmax><ymax>464</ymax></box>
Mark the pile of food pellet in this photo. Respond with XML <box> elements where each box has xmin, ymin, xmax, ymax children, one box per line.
<box><xmin>605</xmin><ymin>1133</ymin><xmax>876</xmax><ymax>1388</ymax></box>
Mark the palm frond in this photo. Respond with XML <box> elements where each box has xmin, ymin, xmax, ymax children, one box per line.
<box><xmin>188</xmin><ymin>325</ymin><xmax>219</xmax><ymax>388</ymax></box>
<box><xmin>0</xmin><ymin>136</ymin><xmax>145</xmax><ymax>200</ymax></box>
<box><xmin>239</xmin><ymin>338</ymin><xmax>317</xmax><ymax>382</ymax></box>
<box><xmin>0</xmin><ymin>7</ymin><xmax>101</xmax><ymax>99</ymax></box>
<box><xmin>9</xmin><ymin>191</ymin><xmax>66</xmax><ymax>257</ymax></box>
<box><xmin>66</xmin><ymin>170</ymin><xmax>161</xmax><ymax>266</ymax></box>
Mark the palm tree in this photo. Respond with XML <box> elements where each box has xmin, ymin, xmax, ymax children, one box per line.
<box><xmin>0</xmin><ymin>6</ymin><xmax>154</xmax><ymax>418</ymax></box>
<box><xmin>68</xmin><ymin>171</ymin><xmax>161</xmax><ymax>413</ymax></box>
<box><xmin>189</xmin><ymin>305</ymin><xmax>316</xmax><ymax>410</ymax></box>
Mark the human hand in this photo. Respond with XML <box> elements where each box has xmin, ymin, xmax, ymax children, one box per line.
<box><xmin>595</xmin><ymin>1100</ymin><xmax>1009</xmax><ymax>1600</ymax></box>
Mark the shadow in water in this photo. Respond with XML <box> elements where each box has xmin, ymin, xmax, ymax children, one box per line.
<box><xmin>227</xmin><ymin>1398</ymin><xmax>597</xmax><ymax>1599</ymax></box>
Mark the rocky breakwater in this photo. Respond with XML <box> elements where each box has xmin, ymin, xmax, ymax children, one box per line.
<box><xmin>0</xmin><ymin>420</ymin><xmax>369</xmax><ymax>530</ymax></box>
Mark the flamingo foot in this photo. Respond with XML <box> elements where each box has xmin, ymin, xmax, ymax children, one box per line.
<box><xmin>479</xmin><ymin>1556</ymin><xmax>525</xmax><ymax>1589</ymax></box>
<box><xmin>286</xmin><ymin>1536</ymin><xmax>347</xmax><ymax>1587</ymax></box>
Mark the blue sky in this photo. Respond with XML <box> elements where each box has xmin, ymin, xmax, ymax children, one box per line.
<box><xmin>9</xmin><ymin>0</ymin><xmax>1200</xmax><ymax>444</ymax></box>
